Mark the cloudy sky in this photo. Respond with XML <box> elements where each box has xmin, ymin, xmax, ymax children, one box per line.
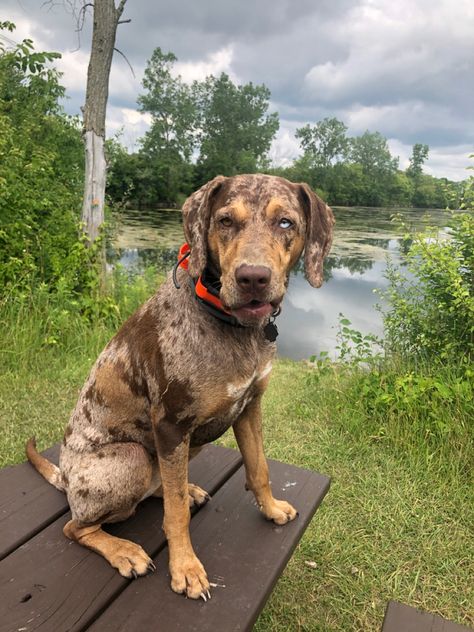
<box><xmin>3</xmin><ymin>0</ymin><xmax>473</xmax><ymax>180</ymax></box>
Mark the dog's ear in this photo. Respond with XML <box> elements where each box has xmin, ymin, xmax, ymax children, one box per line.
<box><xmin>298</xmin><ymin>183</ymin><xmax>335</xmax><ymax>288</ymax></box>
<box><xmin>182</xmin><ymin>175</ymin><xmax>227</xmax><ymax>278</ymax></box>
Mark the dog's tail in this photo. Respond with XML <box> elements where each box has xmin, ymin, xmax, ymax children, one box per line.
<box><xmin>26</xmin><ymin>437</ymin><xmax>65</xmax><ymax>492</ymax></box>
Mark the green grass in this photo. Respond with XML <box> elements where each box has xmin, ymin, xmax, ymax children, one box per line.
<box><xmin>0</xmin><ymin>302</ymin><xmax>473</xmax><ymax>631</ymax></box>
<box><xmin>246</xmin><ymin>362</ymin><xmax>474</xmax><ymax>630</ymax></box>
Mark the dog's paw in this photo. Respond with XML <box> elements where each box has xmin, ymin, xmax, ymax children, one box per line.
<box><xmin>188</xmin><ymin>483</ymin><xmax>211</xmax><ymax>507</ymax></box>
<box><xmin>153</xmin><ymin>483</ymin><xmax>211</xmax><ymax>508</ymax></box>
<box><xmin>262</xmin><ymin>498</ymin><xmax>298</xmax><ymax>525</ymax></box>
<box><xmin>170</xmin><ymin>553</ymin><xmax>210</xmax><ymax>600</ymax></box>
<box><xmin>110</xmin><ymin>540</ymin><xmax>156</xmax><ymax>579</ymax></box>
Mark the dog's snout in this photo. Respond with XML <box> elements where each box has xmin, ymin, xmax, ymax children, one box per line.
<box><xmin>235</xmin><ymin>265</ymin><xmax>272</xmax><ymax>292</ymax></box>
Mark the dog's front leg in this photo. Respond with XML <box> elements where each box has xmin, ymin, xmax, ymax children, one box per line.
<box><xmin>153</xmin><ymin>407</ymin><xmax>210</xmax><ymax>600</ymax></box>
<box><xmin>233</xmin><ymin>395</ymin><xmax>298</xmax><ymax>525</ymax></box>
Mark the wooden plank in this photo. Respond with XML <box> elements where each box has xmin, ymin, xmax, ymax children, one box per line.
<box><xmin>88</xmin><ymin>459</ymin><xmax>330</xmax><ymax>632</ymax></box>
<box><xmin>382</xmin><ymin>601</ymin><xmax>473</xmax><ymax>632</ymax></box>
<box><xmin>0</xmin><ymin>445</ymin><xmax>242</xmax><ymax>632</ymax></box>
<box><xmin>0</xmin><ymin>444</ymin><xmax>68</xmax><ymax>561</ymax></box>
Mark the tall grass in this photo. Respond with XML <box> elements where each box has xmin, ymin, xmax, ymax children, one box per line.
<box><xmin>0</xmin><ymin>265</ymin><xmax>162</xmax><ymax>374</ymax></box>
<box><xmin>0</xmin><ymin>266</ymin><xmax>163</xmax><ymax>465</ymax></box>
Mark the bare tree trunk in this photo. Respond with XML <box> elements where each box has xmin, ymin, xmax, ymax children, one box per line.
<box><xmin>82</xmin><ymin>0</ymin><xmax>127</xmax><ymax>243</ymax></box>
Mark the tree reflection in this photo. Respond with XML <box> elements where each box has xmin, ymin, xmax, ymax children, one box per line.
<box><xmin>107</xmin><ymin>245</ymin><xmax>179</xmax><ymax>273</ymax></box>
<box><xmin>291</xmin><ymin>253</ymin><xmax>375</xmax><ymax>283</ymax></box>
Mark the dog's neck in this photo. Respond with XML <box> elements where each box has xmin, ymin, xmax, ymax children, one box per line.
<box><xmin>174</xmin><ymin>245</ymin><xmax>279</xmax><ymax>341</ymax></box>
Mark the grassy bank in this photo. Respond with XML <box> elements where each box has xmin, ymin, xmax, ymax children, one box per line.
<box><xmin>1</xmin><ymin>290</ymin><xmax>472</xmax><ymax>631</ymax></box>
<box><xmin>244</xmin><ymin>362</ymin><xmax>473</xmax><ymax>631</ymax></box>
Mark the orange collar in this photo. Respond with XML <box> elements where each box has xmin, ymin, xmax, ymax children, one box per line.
<box><xmin>175</xmin><ymin>243</ymin><xmax>237</xmax><ymax>321</ymax></box>
<box><xmin>174</xmin><ymin>243</ymin><xmax>279</xmax><ymax>340</ymax></box>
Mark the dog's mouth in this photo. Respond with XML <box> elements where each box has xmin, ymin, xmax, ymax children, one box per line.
<box><xmin>229</xmin><ymin>299</ymin><xmax>281</xmax><ymax>323</ymax></box>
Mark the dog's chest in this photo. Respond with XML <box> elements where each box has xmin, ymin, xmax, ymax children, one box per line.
<box><xmin>190</xmin><ymin>362</ymin><xmax>272</xmax><ymax>447</ymax></box>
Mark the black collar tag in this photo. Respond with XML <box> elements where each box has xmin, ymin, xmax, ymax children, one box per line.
<box><xmin>263</xmin><ymin>320</ymin><xmax>279</xmax><ymax>342</ymax></box>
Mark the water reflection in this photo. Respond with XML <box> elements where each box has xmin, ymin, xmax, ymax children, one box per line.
<box><xmin>278</xmin><ymin>262</ymin><xmax>387</xmax><ymax>358</ymax></box>
<box><xmin>109</xmin><ymin>206</ymin><xmax>449</xmax><ymax>360</ymax></box>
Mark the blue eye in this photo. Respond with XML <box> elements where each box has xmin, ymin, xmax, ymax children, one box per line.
<box><xmin>279</xmin><ymin>218</ymin><xmax>293</xmax><ymax>229</ymax></box>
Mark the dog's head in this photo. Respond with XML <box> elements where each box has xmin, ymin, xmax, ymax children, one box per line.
<box><xmin>182</xmin><ymin>174</ymin><xmax>335</xmax><ymax>326</ymax></box>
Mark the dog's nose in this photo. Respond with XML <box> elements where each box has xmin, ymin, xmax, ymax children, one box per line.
<box><xmin>235</xmin><ymin>265</ymin><xmax>272</xmax><ymax>292</ymax></box>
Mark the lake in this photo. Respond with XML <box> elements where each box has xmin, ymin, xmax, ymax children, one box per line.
<box><xmin>109</xmin><ymin>206</ymin><xmax>449</xmax><ymax>360</ymax></box>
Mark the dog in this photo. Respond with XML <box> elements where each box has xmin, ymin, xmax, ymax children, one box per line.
<box><xmin>26</xmin><ymin>174</ymin><xmax>334</xmax><ymax>600</ymax></box>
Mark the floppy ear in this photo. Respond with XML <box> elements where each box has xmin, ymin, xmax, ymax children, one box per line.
<box><xmin>298</xmin><ymin>183</ymin><xmax>335</xmax><ymax>288</ymax></box>
<box><xmin>182</xmin><ymin>175</ymin><xmax>226</xmax><ymax>278</ymax></box>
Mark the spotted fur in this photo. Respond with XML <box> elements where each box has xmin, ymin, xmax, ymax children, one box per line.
<box><xmin>26</xmin><ymin>174</ymin><xmax>334</xmax><ymax>600</ymax></box>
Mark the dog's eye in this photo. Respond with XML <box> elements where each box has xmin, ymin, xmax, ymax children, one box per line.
<box><xmin>219</xmin><ymin>217</ymin><xmax>233</xmax><ymax>227</ymax></box>
<box><xmin>279</xmin><ymin>218</ymin><xmax>293</xmax><ymax>229</ymax></box>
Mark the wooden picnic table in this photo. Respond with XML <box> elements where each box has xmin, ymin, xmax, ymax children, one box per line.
<box><xmin>382</xmin><ymin>600</ymin><xmax>473</xmax><ymax>632</ymax></box>
<box><xmin>0</xmin><ymin>444</ymin><xmax>330</xmax><ymax>632</ymax></box>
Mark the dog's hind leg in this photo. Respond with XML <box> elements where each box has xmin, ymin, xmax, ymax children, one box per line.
<box><xmin>62</xmin><ymin>441</ymin><xmax>158</xmax><ymax>578</ymax></box>
<box><xmin>63</xmin><ymin>519</ymin><xmax>156</xmax><ymax>578</ymax></box>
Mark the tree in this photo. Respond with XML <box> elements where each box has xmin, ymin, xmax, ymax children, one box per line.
<box><xmin>81</xmin><ymin>0</ymin><xmax>128</xmax><ymax>244</ymax></box>
<box><xmin>406</xmin><ymin>143</ymin><xmax>429</xmax><ymax>179</ymax></box>
<box><xmin>409</xmin><ymin>174</ymin><xmax>448</xmax><ymax>208</ymax></box>
<box><xmin>293</xmin><ymin>117</ymin><xmax>349</xmax><ymax>197</ymax></box>
<box><xmin>138</xmin><ymin>48</ymin><xmax>198</xmax><ymax>204</ymax></box>
<box><xmin>406</xmin><ymin>143</ymin><xmax>430</xmax><ymax>207</ymax></box>
<box><xmin>196</xmin><ymin>73</ymin><xmax>279</xmax><ymax>183</ymax></box>
<box><xmin>295</xmin><ymin>118</ymin><xmax>349</xmax><ymax>170</ymax></box>
<box><xmin>139</xmin><ymin>48</ymin><xmax>198</xmax><ymax>162</ymax></box>
<box><xmin>119</xmin><ymin>51</ymin><xmax>279</xmax><ymax>205</ymax></box>
<box><xmin>349</xmin><ymin>131</ymin><xmax>399</xmax><ymax>205</ymax></box>
<box><xmin>350</xmin><ymin>131</ymin><xmax>398</xmax><ymax>176</ymax></box>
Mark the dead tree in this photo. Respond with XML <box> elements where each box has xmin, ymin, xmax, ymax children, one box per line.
<box><xmin>81</xmin><ymin>0</ymin><xmax>128</xmax><ymax>244</ymax></box>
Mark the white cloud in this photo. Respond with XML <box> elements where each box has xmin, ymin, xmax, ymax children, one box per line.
<box><xmin>56</xmin><ymin>49</ymin><xmax>89</xmax><ymax>93</ymax></box>
<box><xmin>106</xmin><ymin>107</ymin><xmax>151</xmax><ymax>151</ymax></box>
<box><xmin>173</xmin><ymin>46</ymin><xmax>237</xmax><ymax>83</ymax></box>
<box><xmin>386</xmin><ymin>138</ymin><xmax>411</xmax><ymax>171</ymax></box>
<box><xmin>269</xmin><ymin>121</ymin><xmax>301</xmax><ymax>166</ymax></box>
<box><xmin>121</xmin><ymin>108</ymin><xmax>152</xmax><ymax>127</ymax></box>
<box><xmin>343</xmin><ymin>100</ymin><xmax>468</xmax><ymax>148</ymax></box>
<box><xmin>386</xmin><ymin>139</ymin><xmax>472</xmax><ymax>181</ymax></box>
<box><xmin>2</xmin><ymin>14</ymin><xmax>49</xmax><ymax>50</ymax></box>
<box><xmin>425</xmin><ymin>146</ymin><xmax>473</xmax><ymax>181</ymax></box>
<box><xmin>108</xmin><ymin>57</ymin><xmax>142</xmax><ymax>103</ymax></box>
<box><xmin>304</xmin><ymin>0</ymin><xmax>474</xmax><ymax>107</ymax></box>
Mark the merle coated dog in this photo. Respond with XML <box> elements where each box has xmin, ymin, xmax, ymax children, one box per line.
<box><xmin>27</xmin><ymin>174</ymin><xmax>334</xmax><ymax>600</ymax></box>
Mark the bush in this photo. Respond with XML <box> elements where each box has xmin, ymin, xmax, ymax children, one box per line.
<box><xmin>382</xmin><ymin>212</ymin><xmax>474</xmax><ymax>361</ymax></box>
<box><xmin>0</xmin><ymin>22</ymin><xmax>85</xmax><ymax>294</ymax></box>
<box><xmin>307</xmin><ymin>201</ymin><xmax>474</xmax><ymax>466</ymax></box>
<box><xmin>350</xmin><ymin>363</ymin><xmax>473</xmax><ymax>463</ymax></box>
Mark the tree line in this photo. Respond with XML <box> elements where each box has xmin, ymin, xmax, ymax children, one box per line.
<box><xmin>107</xmin><ymin>47</ymin><xmax>461</xmax><ymax>209</ymax></box>
<box><xmin>0</xmin><ymin>18</ymin><xmax>467</xmax><ymax>299</ymax></box>
<box><xmin>106</xmin><ymin>48</ymin><xmax>278</xmax><ymax>207</ymax></box>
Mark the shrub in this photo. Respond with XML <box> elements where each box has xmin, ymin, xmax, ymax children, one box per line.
<box><xmin>382</xmin><ymin>211</ymin><xmax>474</xmax><ymax>362</ymax></box>
<box><xmin>0</xmin><ymin>22</ymin><xmax>85</xmax><ymax>294</ymax></box>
